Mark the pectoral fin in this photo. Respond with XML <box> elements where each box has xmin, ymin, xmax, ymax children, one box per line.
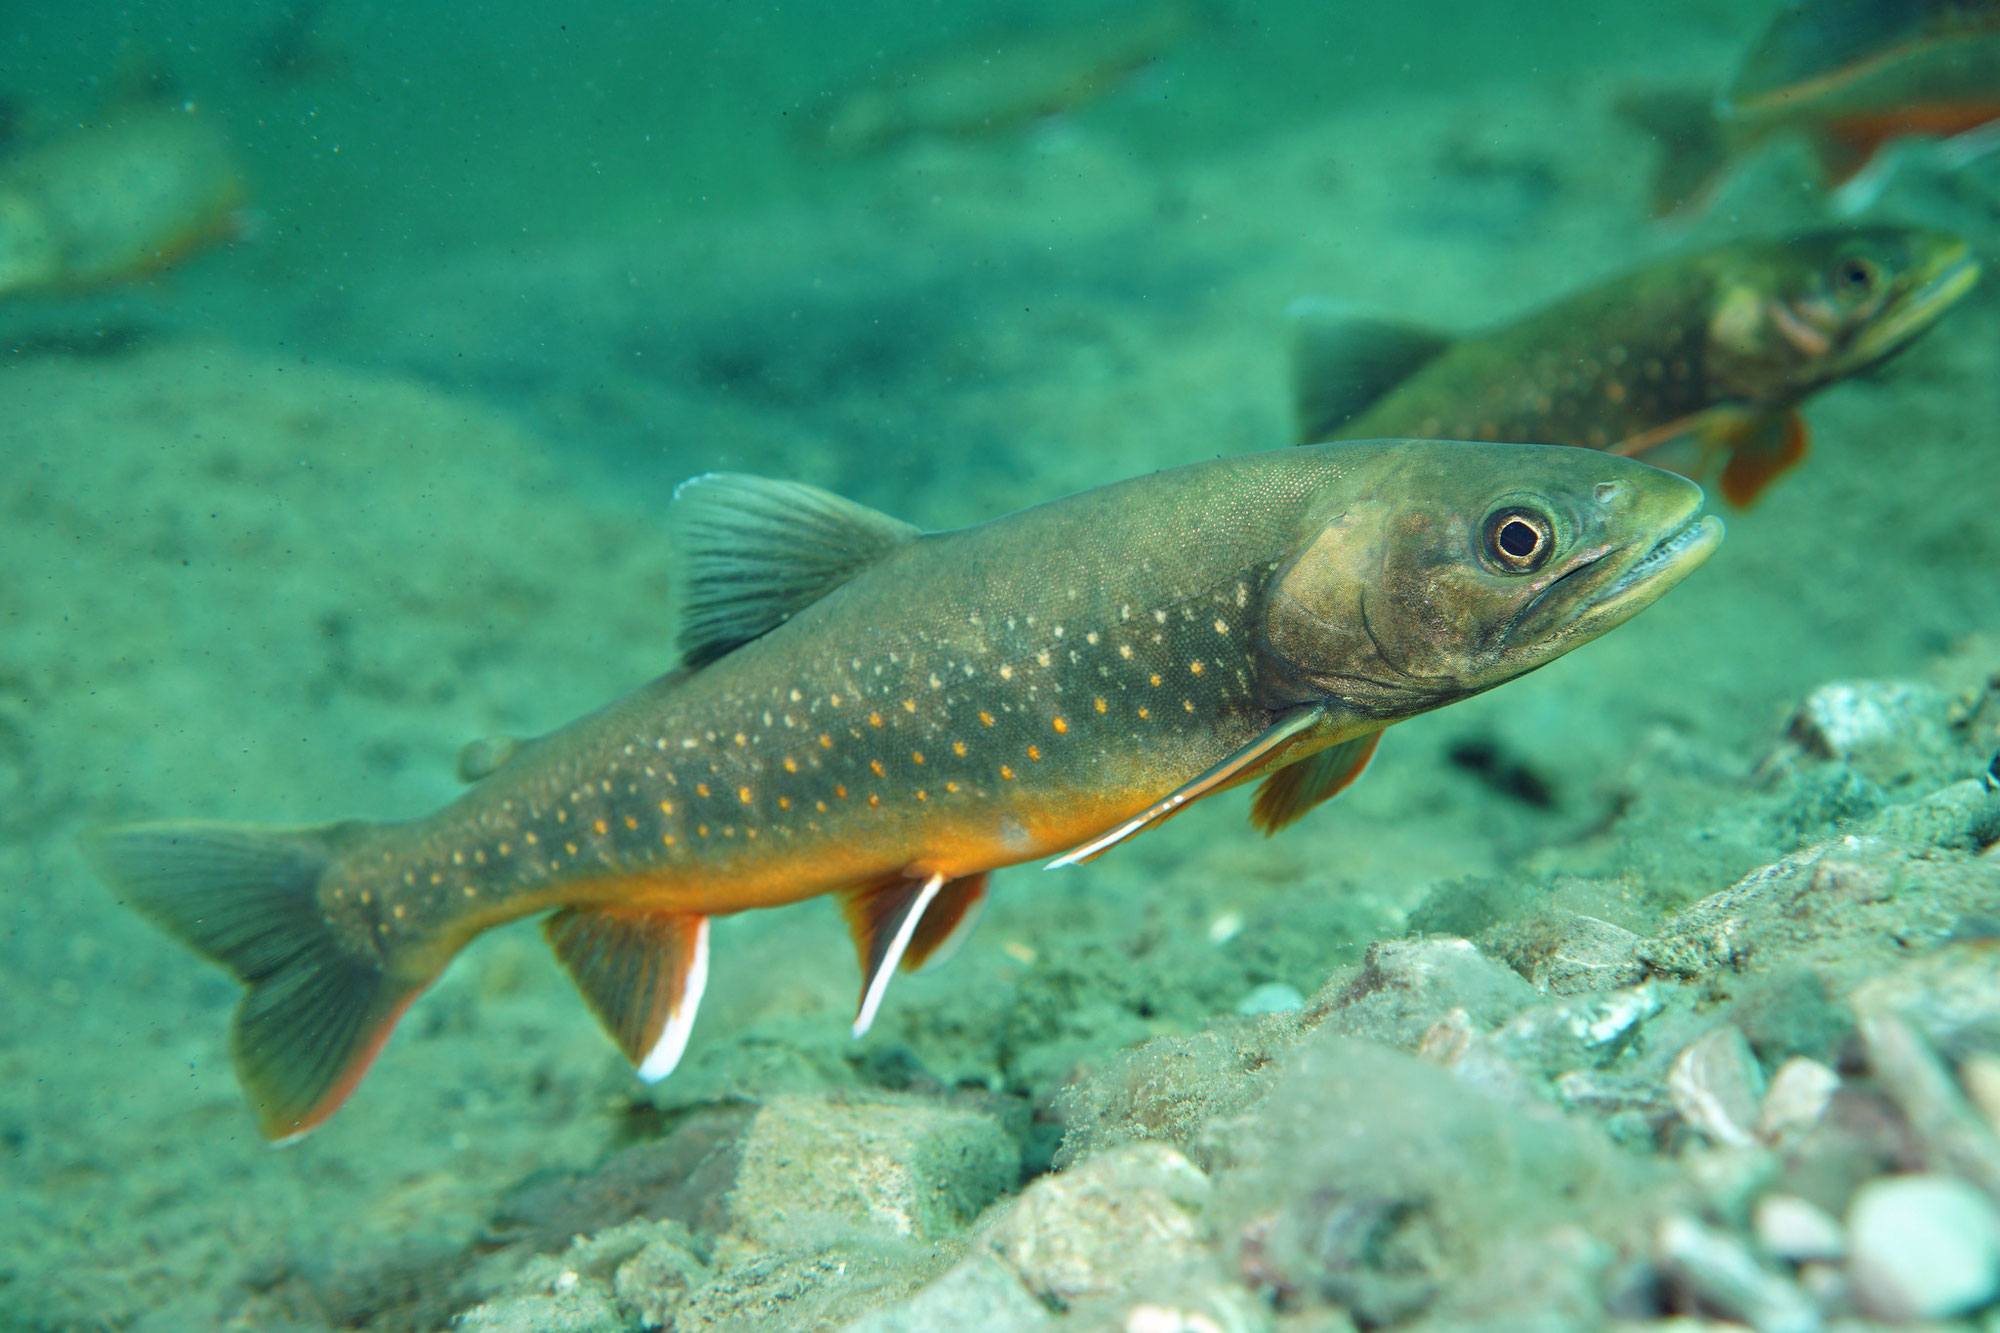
<box><xmin>543</xmin><ymin>907</ymin><xmax>710</xmax><ymax>1082</ymax></box>
<box><xmin>1716</xmin><ymin>409</ymin><xmax>1809</xmax><ymax>508</ymax></box>
<box><xmin>1250</xmin><ymin>729</ymin><xmax>1383</xmax><ymax>834</ymax></box>
<box><xmin>1046</xmin><ymin>706</ymin><xmax>1326</xmax><ymax>868</ymax></box>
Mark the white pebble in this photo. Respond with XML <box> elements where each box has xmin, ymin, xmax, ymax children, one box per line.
<box><xmin>1235</xmin><ymin>981</ymin><xmax>1304</xmax><ymax>1015</ymax></box>
<box><xmin>1758</xmin><ymin>1056</ymin><xmax>1839</xmax><ymax>1148</ymax></box>
<box><xmin>1847</xmin><ymin>1174</ymin><xmax>2000</xmax><ymax>1320</ymax></box>
<box><xmin>1754</xmin><ymin>1193</ymin><xmax>1845</xmax><ymax>1264</ymax></box>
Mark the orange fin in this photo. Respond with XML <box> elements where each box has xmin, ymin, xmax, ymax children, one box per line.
<box><xmin>1250</xmin><ymin>730</ymin><xmax>1383</xmax><ymax>834</ymax></box>
<box><xmin>1718</xmin><ymin>410</ymin><xmax>1810</xmax><ymax>507</ymax></box>
<box><xmin>841</xmin><ymin>872</ymin><xmax>952</xmax><ymax>1037</ymax></box>
<box><xmin>544</xmin><ymin>906</ymin><xmax>710</xmax><ymax>1082</ymax></box>
<box><xmin>1046</xmin><ymin>706</ymin><xmax>1327</xmax><ymax>868</ymax></box>
<box><xmin>903</xmin><ymin>871</ymin><xmax>989</xmax><ymax>974</ymax></box>
<box><xmin>84</xmin><ymin>820</ymin><xmax>420</xmax><ymax>1142</ymax></box>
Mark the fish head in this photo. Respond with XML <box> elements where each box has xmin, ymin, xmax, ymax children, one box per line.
<box><xmin>1704</xmin><ymin>228</ymin><xmax>1979</xmax><ymax>401</ymax></box>
<box><xmin>1261</xmin><ymin>441</ymin><xmax>1722</xmax><ymax>721</ymax></box>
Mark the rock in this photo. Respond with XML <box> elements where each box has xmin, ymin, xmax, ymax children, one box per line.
<box><xmin>1846</xmin><ymin>1174</ymin><xmax>2000</xmax><ymax>1320</ymax></box>
<box><xmin>610</xmin><ymin>1229</ymin><xmax>710</xmax><ymax>1329</ymax></box>
<box><xmin>1669</xmin><ymin>1026</ymin><xmax>1766</xmax><ymax>1150</ymax></box>
<box><xmin>1964</xmin><ymin>1053</ymin><xmax>2000</xmax><ymax>1139</ymax></box>
<box><xmin>982</xmin><ymin>1143</ymin><xmax>1211</xmax><ymax>1306</ymax></box>
<box><xmin>453</xmin><ymin>1287</ymin><xmax>628</xmax><ymax>1333</ymax></box>
<box><xmin>1531</xmin><ymin>913</ymin><xmax>1645</xmax><ymax>996</ymax></box>
<box><xmin>1786</xmin><ymin>680</ymin><xmax>1953</xmax><ymax>778</ymax></box>
<box><xmin>1486</xmin><ymin>983</ymin><xmax>1665</xmax><ymax>1072</ymax></box>
<box><xmin>1752</xmin><ymin>1194</ymin><xmax>1844</xmax><ymax>1264</ymax></box>
<box><xmin>1655</xmin><ymin>1213</ymin><xmax>1823</xmax><ymax>1333</ymax></box>
<box><xmin>728</xmin><ymin>1093</ymin><xmax>1018</xmax><ymax>1250</ymax></box>
<box><xmin>1756</xmin><ymin>1057</ymin><xmax>1840</xmax><ymax>1149</ymax></box>
<box><xmin>1856</xmin><ymin>1009</ymin><xmax>2000</xmax><ymax>1198</ymax></box>
<box><xmin>1237</xmin><ymin>982</ymin><xmax>1306</xmax><ymax>1015</ymax></box>
<box><xmin>839</xmin><ymin>1253</ymin><xmax>1052</xmax><ymax>1332</ymax></box>
<box><xmin>1863</xmin><ymin>777</ymin><xmax>2000</xmax><ymax>851</ymax></box>
<box><xmin>1311</xmin><ymin>938</ymin><xmax>1536</xmax><ymax>1050</ymax></box>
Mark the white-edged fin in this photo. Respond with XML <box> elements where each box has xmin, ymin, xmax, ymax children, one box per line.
<box><xmin>671</xmin><ymin>472</ymin><xmax>920</xmax><ymax>666</ymax></box>
<box><xmin>542</xmin><ymin>906</ymin><xmax>710</xmax><ymax>1082</ymax></box>
<box><xmin>907</xmin><ymin>873</ymin><xmax>989</xmax><ymax>974</ymax></box>
<box><xmin>1046</xmin><ymin>706</ymin><xmax>1326</xmax><ymax>869</ymax></box>
<box><xmin>842</xmin><ymin>872</ymin><xmax>946</xmax><ymax>1038</ymax></box>
<box><xmin>638</xmin><ymin>917</ymin><xmax>709</xmax><ymax>1082</ymax></box>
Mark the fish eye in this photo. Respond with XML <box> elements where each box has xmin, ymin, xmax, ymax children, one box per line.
<box><xmin>1481</xmin><ymin>506</ymin><xmax>1554</xmax><ymax>574</ymax></box>
<box><xmin>1836</xmin><ymin>256</ymin><xmax>1880</xmax><ymax>294</ymax></box>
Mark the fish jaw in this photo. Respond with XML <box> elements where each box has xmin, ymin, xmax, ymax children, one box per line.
<box><xmin>1846</xmin><ymin>239</ymin><xmax>1981</xmax><ymax>368</ymax></box>
<box><xmin>1505</xmin><ymin>480</ymin><xmax>1722</xmax><ymax>653</ymax></box>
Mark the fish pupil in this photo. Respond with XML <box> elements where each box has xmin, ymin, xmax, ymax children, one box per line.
<box><xmin>1499</xmin><ymin>519</ymin><xmax>1540</xmax><ymax>559</ymax></box>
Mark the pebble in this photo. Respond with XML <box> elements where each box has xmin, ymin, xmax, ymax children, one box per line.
<box><xmin>1847</xmin><ymin>1174</ymin><xmax>2000</xmax><ymax>1320</ymax></box>
<box><xmin>1787</xmin><ymin>680</ymin><xmax>1951</xmax><ymax>765</ymax></box>
<box><xmin>1757</xmin><ymin>1057</ymin><xmax>1839</xmax><ymax>1148</ymax></box>
<box><xmin>1668</xmin><ymin>1026</ymin><xmax>1766</xmax><ymax>1150</ymax></box>
<box><xmin>1655</xmin><ymin>1213</ymin><xmax>1823</xmax><ymax>1333</ymax></box>
<box><xmin>1531</xmin><ymin>913</ymin><xmax>1645</xmax><ymax>996</ymax></box>
<box><xmin>1236</xmin><ymin>982</ymin><xmax>1305</xmax><ymax>1015</ymax></box>
<box><xmin>1753</xmin><ymin>1194</ymin><xmax>1844</xmax><ymax>1264</ymax></box>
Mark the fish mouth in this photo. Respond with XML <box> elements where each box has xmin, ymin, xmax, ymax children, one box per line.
<box><xmin>1851</xmin><ymin>244</ymin><xmax>1982</xmax><ymax>365</ymax></box>
<box><xmin>1509</xmin><ymin>509</ymin><xmax>1724</xmax><ymax>648</ymax></box>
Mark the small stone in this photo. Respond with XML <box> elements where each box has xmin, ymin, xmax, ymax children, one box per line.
<box><xmin>728</xmin><ymin>1093</ymin><xmax>1017</xmax><ymax>1249</ymax></box>
<box><xmin>1857</xmin><ymin>1010</ymin><xmax>2000</xmax><ymax>1197</ymax></box>
<box><xmin>1236</xmin><ymin>982</ymin><xmax>1305</xmax><ymax>1015</ymax></box>
<box><xmin>840</xmin><ymin>1254</ymin><xmax>1052</xmax><ymax>1332</ymax></box>
<box><xmin>1757</xmin><ymin>1057</ymin><xmax>1840</xmax><ymax>1149</ymax></box>
<box><xmin>1753</xmin><ymin>1194</ymin><xmax>1844</xmax><ymax>1264</ymax></box>
<box><xmin>453</xmin><ymin>1288</ymin><xmax>626</xmax><ymax>1333</ymax></box>
<box><xmin>983</xmin><ymin>1143</ymin><xmax>1211</xmax><ymax>1306</ymax></box>
<box><xmin>1964</xmin><ymin>1053</ymin><xmax>2000</xmax><ymax>1138</ymax></box>
<box><xmin>1531</xmin><ymin>913</ymin><xmax>1645</xmax><ymax>996</ymax></box>
<box><xmin>611</xmin><ymin>1232</ymin><xmax>709</xmax><ymax>1329</ymax></box>
<box><xmin>1846</xmin><ymin>1174</ymin><xmax>2000</xmax><ymax>1320</ymax></box>
<box><xmin>1655</xmin><ymin>1213</ymin><xmax>1822</xmax><ymax>1333</ymax></box>
<box><xmin>1487</xmin><ymin>983</ymin><xmax>1664</xmax><ymax>1071</ymax></box>
<box><xmin>1787</xmin><ymin>680</ymin><xmax>1952</xmax><ymax>771</ymax></box>
<box><xmin>1669</xmin><ymin>1026</ymin><xmax>1766</xmax><ymax>1150</ymax></box>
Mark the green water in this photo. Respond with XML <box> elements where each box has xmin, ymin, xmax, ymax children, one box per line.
<box><xmin>3</xmin><ymin>2</ymin><xmax>1998</xmax><ymax>1330</ymax></box>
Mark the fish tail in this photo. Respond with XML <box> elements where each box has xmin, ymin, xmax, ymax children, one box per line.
<box><xmin>86</xmin><ymin>820</ymin><xmax>419</xmax><ymax>1142</ymax></box>
<box><xmin>1616</xmin><ymin>88</ymin><xmax>1731</xmax><ymax>218</ymax></box>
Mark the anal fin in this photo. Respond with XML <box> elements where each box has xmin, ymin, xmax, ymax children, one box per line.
<box><xmin>543</xmin><ymin>906</ymin><xmax>710</xmax><ymax>1082</ymax></box>
<box><xmin>904</xmin><ymin>871</ymin><xmax>989</xmax><ymax>974</ymax></box>
<box><xmin>1250</xmin><ymin>729</ymin><xmax>1383</xmax><ymax>834</ymax></box>
<box><xmin>1047</xmin><ymin>706</ymin><xmax>1326</xmax><ymax>868</ymax></box>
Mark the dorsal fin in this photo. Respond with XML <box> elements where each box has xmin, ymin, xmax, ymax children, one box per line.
<box><xmin>671</xmin><ymin>473</ymin><xmax>920</xmax><ymax>667</ymax></box>
<box><xmin>1289</xmin><ymin>301</ymin><xmax>1453</xmax><ymax>443</ymax></box>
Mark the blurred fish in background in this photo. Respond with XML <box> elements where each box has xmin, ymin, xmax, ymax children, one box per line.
<box><xmin>1621</xmin><ymin>0</ymin><xmax>2000</xmax><ymax>216</ymax></box>
<box><xmin>792</xmin><ymin>0</ymin><xmax>1198</xmax><ymax>157</ymax></box>
<box><xmin>1290</xmin><ymin>227</ymin><xmax>1980</xmax><ymax>506</ymax></box>
<box><xmin>0</xmin><ymin>87</ymin><xmax>247</xmax><ymax>298</ymax></box>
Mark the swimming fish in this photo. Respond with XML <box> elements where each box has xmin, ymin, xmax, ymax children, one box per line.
<box><xmin>0</xmin><ymin>103</ymin><xmax>246</xmax><ymax>297</ymax></box>
<box><xmin>1621</xmin><ymin>0</ymin><xmax>2000</xmax><ymax>215</ymax></box>
<box><xmin>795</xmin><ymin>2</ymin><xmax>1191</xmax><ymax>157</ymax></box>
<box><xmin>89</xmin><ymin>442</ymin><xmax>1720</xmax><ymax>1140</ymax></box>
<box><xmin>1292</xmin><ymin>227</ymin><xmax>1979</xmax><ymax>507</ymax></box>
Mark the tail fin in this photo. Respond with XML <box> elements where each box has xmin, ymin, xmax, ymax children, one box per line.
<box><xmin>1616</xmin><ymin>88</ymin><xmax>1732</xmax><ymax>218</ymax></box>
<box><xmin>86</xmin><ymin>821</ymin><xmax>419</xmax><ymax>1142</ymax></box>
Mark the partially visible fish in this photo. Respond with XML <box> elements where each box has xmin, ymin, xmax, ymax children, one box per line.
<box><xmin>0</xmin><ymin>103</ymin><xmax>246</xmax><ymax>297</ymax></box>
<box><xmin>90</xmin><ymin>441</ymin><xmax>1718</xmax><ymax>1140</ymax></box>
<box><xmin>1292</xmin><ymin>227</ymin><xmax>1979</xmax><ymax>507</ymax></box>
<box><xmin>795</xmin><ymin>2</ymin><xmax>1192</xmax><ymax>157</ymax></box>
<box><xmin>1621</xmin><ymin>0</ymin><xmax>2000</xmax><ymax>215</ymax></box>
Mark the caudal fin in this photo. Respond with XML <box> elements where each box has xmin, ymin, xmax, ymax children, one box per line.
<box><xmin>86</xmin><ymin>821</ymin><xmax>419</xmax><ymax>1141</ymax></box>
<box><xmin>1616</xmin><ymin>88</ymin><xmax>1732</xmax><ymax>218</ymax></box>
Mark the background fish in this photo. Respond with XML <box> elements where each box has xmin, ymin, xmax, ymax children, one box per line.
<box><xmin>0</xmin><ymin>103</ymin><xmax>246</xmax><ymax>297</ymax></box>
<box><xmin>89</xmin><ymin>441</ymin><xmax>1717</xmax><ymax>1140</ymax></box>
<box><xmin>1621</xmin><ymin>0</ymin><xmax>2000</xmax><ymax>215</ymax></box>
<box><xmin>1292</xmin><ymin>227</ymin><xmax>1979</xmax><ymax>506</ymax></box>
<box><xmin>794</xmin><ymin>2</ymin><xmax>1193</xmax><ymax>157</ymax></box>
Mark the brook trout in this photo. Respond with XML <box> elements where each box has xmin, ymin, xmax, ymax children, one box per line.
<box><xmin>1621</xmin><ymin>0</ymin><xmax>2000</xmax><ymax>215</ymax></box>
<box><xmin>0</xmin><ymin>103</ymin><xmax>245</xmax><ymax>296</ymax></box>
<box><xmin>91</xmin><ymin>442</ymin><xmax>1720</xmax><ymax>1140</ymax></box>
<box><xmin>1292</xmin><ymin>227</ymin><xmax>1978</xmax><ymax>506</ymax></box>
